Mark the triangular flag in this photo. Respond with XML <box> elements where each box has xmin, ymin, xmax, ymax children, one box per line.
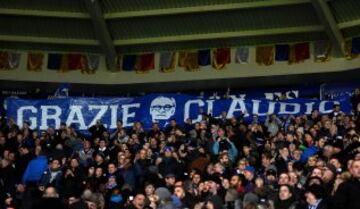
<box><xmin>178</xmin><ymin>51</ymin><xmax>199</xmax><ymax>71</ymax></box>
<box><xmin>160</xmin><ymin>52</ymin><xmax>176</xmax><ymax>73</ymax></box>
<box><xmin>7</xmin><ymin>52</ymin><xmax>21</xmax><ymax>69</ymax></box>
<box><xmin>352</xmin><ymin>37</ymin><xmax>360</xmax><ymax>54</ymax></box>
<box><xmin>27</xmin><ymin>52</ymin><xmax>44</xmax><ymax>71</ymax></box>
<box><xmin>68</xmin><ymin>54</ymin><xmax>82</xmax><ymax>70</ymax></box>
<box><xmin>198</xmin><ymin>49</ymin><xmax>211</xmax><ymax>66</ymax></box>
<box><xmin>81</xmin><ymin>54</ymin><xmax>99</xmax><ymax>74</ymax></box>
<box><xmin>256</xmin><ymin>46</ymin><xmax>274</xmax><ymax>66</ymax></box>
<box><xmin>314</xmin><ymin>41</ymin><xmax>331</xmax><ymax>63</ymax></box>
<box><xmin>288</xmin><ymin>43</ymin><xmax>310</xmax><ymax>64</ymax></box>
<box><xmin>212</xmin><ymin>48</ymin><xmax>231</xmax><ymax>70</ymax></box>
<box><xmin>0</xmin><ymin>51</ymin><xmax>9</xmax><ymax>70</ymax></box>
<box><xmin>122</xmin><ymin>55</ymin><xmax>137</xmax><ymax>71</ymax></box>
<box><xmin>295</xmin><ymin>42</ymin><xmax>310</xmax><ymax>63</ymax></box>
<box><xmin>0</xmin><ymin>51</ymin><xmax>20</xmax><ymax>70</ymax></box>
<box><xmin>235</xmin><ymin>47</ymin><xmax>249</xmax><ymax>64</ymax></box>
<box><xmin>47</xmin><ymin>53</ymin><xmax>63</xmax><ymax>70</ymax></box>
<box><xmin>344</xmin><ymin>40</ymin><xmax>358</xmax><ymax>60</ymax></box>
<box><xmin>136</xmin><ymin>53</ymin><xmax>155</xmax><ymax>73</ymax></box>
<box><xmin>275</xmin><ymin>45</ymin><xmax>289</xmax><ymax>61</ymax></box>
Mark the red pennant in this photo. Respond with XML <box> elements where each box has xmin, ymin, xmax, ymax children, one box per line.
<box><xmin>68</xmin><ymin>54</ymin><xmax>82</xmax><ymax>70</ymax></box>
<box><xmin>295</xmin><ymin>43</ymin><xmax>310</xmax><ymax>62</ymax></box>
<box><xmin>137</xmin><ymin>53</ymin><xmax>155</xmax><ymax>72</ymax></box>
<box><xmin>216</xmin><ymin>48</ymin><xmax>231</xmax><ymax>65</ymax></box>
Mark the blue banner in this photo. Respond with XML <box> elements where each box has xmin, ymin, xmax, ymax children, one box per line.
<box><xmin>321</xmin><ymin>82</ymin><xmax>359</xmax><ymax>99</ymax></box>
<box><xmin>196</xmin><ymin>85</ymin><xmax>319</xmax><ymax>100</ymax></box>
<box><xmin>6</xmin><ymin>94</ymin><xmax>350</xmax><ymax>132</ymax></box>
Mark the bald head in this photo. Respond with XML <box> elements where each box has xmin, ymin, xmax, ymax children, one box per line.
<box><xmin>43</xmin><ymin>186</ymin><xmax>59</xmax><ymax>198</ymax></box>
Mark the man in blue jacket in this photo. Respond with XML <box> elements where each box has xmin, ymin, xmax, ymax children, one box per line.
<box><xmin>212</xmin><ymin>128</ymin><xmax>238</xmax><ymax>162</ymax></box>
<box><xmin>22</xmin><ymin>154</ymin><xmax>48</xmax><ymax>185</ymax></box>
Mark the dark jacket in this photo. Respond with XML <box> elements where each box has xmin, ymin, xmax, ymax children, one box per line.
<box><xmin>39</xmin><ymin>168</ymin><xmax>63</xmax><ymax>190</ymax></box>
<box><xmin>31</xmin><ymin>197</ymin><xmax>66</xmax><ymax>209</ymax></box>
<box><xmin>332</xmin><ymin>178</ymin><xmax>360</xmax><ymax>209</ymax></box>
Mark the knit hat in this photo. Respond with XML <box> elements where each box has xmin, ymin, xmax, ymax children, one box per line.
<box><xmin>155</xmin><ymin>187</ymin><xmax>172</xmax><ymax>202</ymax></box>
<box><xmin>243</xmin><ymin>192</ymin><xmax>259</xmax><ymax>206</ymax></box>
<box><xmin>245</xmin><ymin>166</ymin><xmax>256</xmax><ymax>174</ymax></box>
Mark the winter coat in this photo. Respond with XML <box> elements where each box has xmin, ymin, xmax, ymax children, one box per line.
<box><xmin>332</xmin><ymin>178</ymin><xmax>360</xmax><ymax>209</ymax></box>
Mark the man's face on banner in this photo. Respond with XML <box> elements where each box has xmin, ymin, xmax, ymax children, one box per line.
<box><xmin>150</xmin><ymin>96</ymin><xmax>176</xmax><ymax>121</ymax></box>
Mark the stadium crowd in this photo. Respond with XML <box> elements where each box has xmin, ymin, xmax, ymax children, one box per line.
<box><xmin>0</xmin><ymin>89</ymin><xmax>360</xmax><ymax>209</ymax></box>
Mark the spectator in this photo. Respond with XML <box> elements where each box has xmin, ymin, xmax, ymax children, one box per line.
<box><xmin>332</xmin><ymin>159</ymin><xmax>360</xmax><ymax>209</ymax></box>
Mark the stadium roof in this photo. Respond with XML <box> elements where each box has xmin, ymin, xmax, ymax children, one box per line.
<box><xmin>0</xmin><ymin>0</ymin><xmax>359</xmax><ymax>70</ymax></box>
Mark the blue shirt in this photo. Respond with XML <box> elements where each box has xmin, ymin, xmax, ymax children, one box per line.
<box><xmin>308</xmin><ymin>199</ymin><xmax>322</xmax><ymax>209</ymax></box>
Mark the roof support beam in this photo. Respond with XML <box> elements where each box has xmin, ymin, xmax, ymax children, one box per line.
<box><xmin>0</xmin><ymin>35</ymin><xmax>98</xmax><ymax>45</ymax></box>
<box><xmin>311</xmin><ymin>0</ymin><xmax>346</xmax><ymax>56</ymax></box>
<box><xmin>338</xmin><ymin>19</ymin><xmax>360</xmax><ymax>29</ymax></box>
<box><xmin>105</xmin><ymin>0</ymin><xmax>310</xmax><ymax>19</ymax></box>
<box><xmin>83</xmin><ymin>0</ymin><xmax>117</xmax><ymax>71</ymax></box>
<box><xmin>0</xmin><ymin>8</ymin><xmax>89</xmax><ymax>19</ymax></box>
<box><xmin>114</xmin><ymin>25</ymin><xmax>324</xmax><ymax>46</ymax></box>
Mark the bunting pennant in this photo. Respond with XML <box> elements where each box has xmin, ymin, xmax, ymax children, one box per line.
<box><xmin>178</xmin><ymin>51</ymin><xmax>187</xmax><ymax>68</ymax></box>
<box><xmin>0</xmin><ymin>51</ymin><xmax>9</xmax><ymax>69</ymax></box>
<box><xmin>352</xmin><ymin>37</ymin><xmax>360</xmax><ymax>54</ymax></box>
<box><xmin>27</xmin><ymin>52</ymin><xmax>44</xmax><ymax>71</ymax></box>
<box><xmin>288</xmin><ymin>43</ymin><xmax>310</xmax><ymax>64</ymax></box>
<box><xmin>47</xmin><ymin>53</ymin><xmax>63</xmax><ymax>70</ymax></box>
<box><xmin>314</xmin><ymin>41</ymin><xmax>331</xmax><ymax>63</ymax></box>
<box><xmin>256</xmin><ymin>46</ymin><xmax>274</xmax><ymax>66</ymax></box>
<box><xmin>235</xmin><ymin>47</ymin><xmax>249</xmax><ymax>64</ymax></box>
<box><xmin>159</xmin><ymin>52</ymin><xmax>176</xmax><ymax>73</ymax></box>
<box><xmin>67</xmin><ymin>54</ymin><xmax>82</xmax><ymax>70</ymax></box>
<box><xmin>0</xmin><ymin>51</ymin><xmax>21</xmax><ymax>70</ymax></box>
<box><xmin>8</xmin><ymin>52</ymin><xmax>21</xmax><ymax>69</ymax></box>
<box><xmin>275</xmin><ymin>45</ymin><xmax>289</xmax><ymax>61</ymax></box>
<box><xmin>198</xmin><ymin>49</ymin><xmax>211</xmax><ymax>66</ymax></box>
<box><xmin>344</xmin><ymin>40</ymin><xmax>354</xmax><ymax>60</ymax></box>
<box><xmin>185</xmin><ymin>52</ymin><xmax>199</xmax><ymax>71</ymax></box>
<box><xmin>135</xmin><ymin>53</ymin><xmax>155</xmax><ymax>73</ymax></box>
<box><xmin>122</xmin><ymin>55</ymin><xmax>137</xmax><ymax>71</ymax></box>
<box><xmin>81</xmin><ymin>54</ymin><xmax>99</xmax><ymax>74</ymax></box>
<box><xmin>295</xmin><ymin>42</ymin><xmax>310</xmax><ymax>63</ymax></box>
<box><xmin>212</xmin><ymin>48</ymin><xmax>231</xmax><ymax>70</ymax></box>
<box><xmin>178</xmin><ymin>51</ymin><xmax>199</xmax><ymax>71</ymax></box>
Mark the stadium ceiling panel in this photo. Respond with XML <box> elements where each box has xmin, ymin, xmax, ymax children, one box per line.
<box><xmin>0</xmin><ymin>0</ymin><xmax>359</xmax><ymax>59</ymax></box>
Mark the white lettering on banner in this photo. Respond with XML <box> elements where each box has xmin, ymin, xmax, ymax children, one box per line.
<box><xmin>109</xmin><ymin>105</ymin><xmax>119</xmax><ymax>129</ymax></box>
<box><xmin>206</xmin><ymin>100</ymin><xmax>215</xmax><ymax>115</ymax></box>
<box><xmin>122</xmin><ymin>103</ymin><xmax>140</xmax><ymax>127</ymax></box>
<box><xmin>88</xmin><ymin>105</ymin><xmax>109</xmax><ymax>128</ymax></box>
<box><xmin>305</xmin><ymin>102</ymin><xmax>315</xmax><ymax>115</ymax></box>
<box><xmin>278</xmin><ymin>103</ymin><xmax>301</xmax><ymax>115</ymax></box>
<box><xmin>184</xmin><ymin>99</ymin><xmax>205</xmax><ymax>123</ymax></box>
<box><xmin>319</xmin><ymin>101</ymin><xmax>338</xmax><ymax>114</ymax></box>
<box><xmin>40</xmin><ymin>106</ymin><xmax>62</xmax><ymax>129</ymax></box>
<box><xmin>227</xmin><ymin>99</ymin><xmax>248</xmax><ymax>118</ymax></box>
<box><xmin>66</xmin><ymin>106</ymin><xmax>87</xmax><ymax>130</ymax></box>
<box><xmin>252</xmin><ymin>100</ymin><xmax>276</xmax><ymax>116</ymax></box>
<box><xmin>17</xmin><ymin>106</ymin><xmax>37</xmax><ymax>129</ymax></box>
